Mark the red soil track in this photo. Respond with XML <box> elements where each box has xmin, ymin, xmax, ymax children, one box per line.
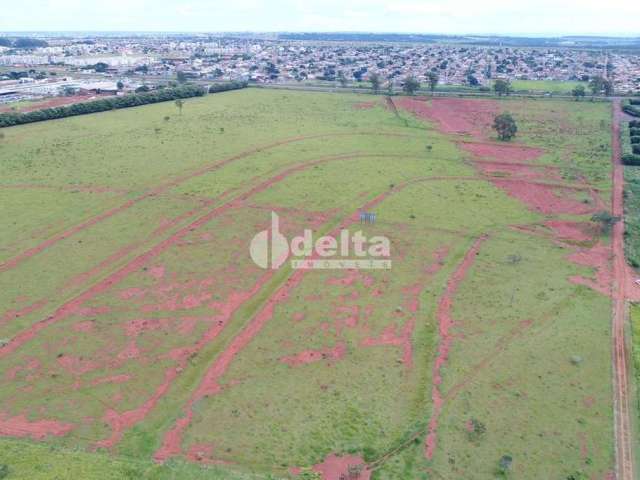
<box><xmin>611</xmin><ymin>100</ymin><xmax>635</xmax><ymax>480</ymax></box>
<box><xmin>0</xmin><ymin>132</ymin><xmax>408</xmax><ymax>273</ymax></box>
<box><xmin>424</xmin><ymin>235</ymin><xmax>488</xmax><ymax>459</ymax></box>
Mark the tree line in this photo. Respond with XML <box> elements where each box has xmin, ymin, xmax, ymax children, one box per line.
<box><xmin>623</xmin><ymin>120</ymin><xmax>640</xmax><ymax>165</ymax></box>
<box><xmin>623</xmin><ymin>99</ymin><xmax>640</xmax><ymax>118</ymax></box>
<box><xmin>0</xmin><ymin>82</ymin><xmax>247</xmax><ymax>128</ymax></box>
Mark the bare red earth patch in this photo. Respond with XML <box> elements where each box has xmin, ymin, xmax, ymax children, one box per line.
<box><xmin>280</xmin><ymin>342</ymin><xmax>347</xmax><ymax>367</ymax></box>
<box><xmin>394</xmin><ymin>97</ymin><xmax>499</xmax><ymax>139</ymax></box>
<box><xmin>492</xmin><ymin>180</ymin><xmax>595</xmax><ymax>215</ymax></box>
<box><xmin>312</xmin><ymin>454</ymin><xmax>370</xmax><ymax>480</ymax></box>
<box><xmin>545</xmin><ymin>220</ymin><xmax>594</xmax><ymax>243</ymax></box>
<box><xmin>0</xmin><ymin>412</ymin><xmax>74</xmax><ymax>439</ymax></box>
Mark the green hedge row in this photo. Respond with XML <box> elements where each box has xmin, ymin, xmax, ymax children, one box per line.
<box><xmin>208</xmin><ymin>81</ymin><xmax>248</xmax><ymax>93</ymax></box>
<box><xmin>624</xmin><ymin>104</ymin><xmax>640</xmax><ymax>117</ymax></box>
<box><xmin>631</xmin><ymin>128</ymin><xmax>640</xmax><ymax>137</ymax></box>
<box><xmin>0</xmin><ymin>84</ymin><xmax>217</xmax><ymax>128</ymax></box>
<box><xmin>630</xmin><ymin>99</ymin><xmax>640</xmax><ymax>106</ymax></box>
<box><xmin>634</xmin><ymin>145</ymin><xmax>640</xmax><ymax>155</ymax></box>
<box><xmin>623</xmin><ymin>154</ymin><xmax>640</xmax><ymax>165</ymax></box>
<box><xmin>631</xmin><ymin>136</ymin><xmax>640</xmax><ymax>144</ymax></box>
<box><xmin>630</xmin><ymin>120</ymin><xmax>640</xmax><ymax>128</ymax></box>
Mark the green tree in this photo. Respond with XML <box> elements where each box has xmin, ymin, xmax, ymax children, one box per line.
<box><xmin>572</xmin><ymin>85</ymin><xmax>586</xmax><ymax>101</ymax></box>
<box><xmin>591</xmin><ymin>211</ymin><xmax>620</xmax><ymax>234</ymax></box>
<box><xmin>117</xmin><ymin>80</ymin><xmax>124</xmax><ymax>90</ymax></box>
<box><xmin>402</xmin><ymin>75</ymin><xmax>420</xmax><ymax>95</ymax></box>
<box><xmin>369</xmin><ymin>71</ymin><xmax>381</xmax><ymax>94</ymax></box>
<box><xmin>337</xmin><ymin>70</ymin><xmax>348</xmax><ymax>88</ymax></box>
<box><xmin>603</xmin><ymin>79</ymin><xmax>614</xmax><ymax>96</ymax></box>
<box><xmin>493</xmin><ymin>113</ymin><xmax>518</xmax><ymax>141</ymax></box>
<box><xmin>427</xmin><ymin>71</ymin><xmax>439</xmax><ymax>93</ymax></box>
<box><xmin>589</xmin><ymin>76</ymin><xmax>604</xmax><ymax>96</ymax></box>
<box><xmin>493</xmin><ymin>79</ymin><xmax>512</xmax><ymax>96</ymax></box>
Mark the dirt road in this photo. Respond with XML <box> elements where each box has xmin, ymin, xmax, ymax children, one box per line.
<box><xmin>611</xmin><ymin>99</ymin><xmax>635</xmax><ymax>480</ymax></box>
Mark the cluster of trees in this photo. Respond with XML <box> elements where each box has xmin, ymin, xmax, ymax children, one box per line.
<box><xmin>588</xmin><ymin>76</ymin><xmax>614</xmax><ymax>96</ymax></box>
<box><xmin>368</xmin><ymin>72</ymin><xmax>421</xmax><ymax>95</ymax></box>
<box><xmin>208</xmin><ymin>80</ymin><xmax>248</xmax><ymax>93</ymax></box>
<box><xmin>0</xmin><ymin>85</ymin><xmax>207</xmax><ymax>128</ymax></box>
<box><xmin>0</xmin><ymin>37</ymin><xmax>48</xmax><ymax>49</ymax></box>
<box><xmin>623</xmin><ymin>120</ymin><xmax>640</xmax><ymax>165</ymax></box>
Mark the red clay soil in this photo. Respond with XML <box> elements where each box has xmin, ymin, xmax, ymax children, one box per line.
<box><xmin>279</xmin><ymin>342</ymin><xmax>347</xmax><ymax>367</ymax></box>
<box><xmin>458</xmin><ymin>141</ymin><xmax>544</xmax><ymax>163</ymax></box>
<box><xmin>155</xmin><ymin>187</ymin><xmax>403</xmax><ymax>462</ymax></box>
<box><xmin>424</xmin><ymin>234</ymin><xmax>488</xmax><ymax>460</ymax></box>
<box><xmin>544</xmin><ymin>220</ymin><xmax>595</xmax><ymax>243</ymax></box>
<box><xmin>312</xmin><ymin>454</ymin><xmax>371</xmax><ymax>480</ymax></box>
<box><xmin>361</xmin><ymin>319</ymin><xmax>415</xmax><ymax>368</ymax></box>
<box><xmin>0</xmin><ymin>412</ymin><xmax>74</xmax><ymax>439</ymax></box>
<box><xmin>361</xmin><ymin>247</ymin><xmax>449</xmax><ymax>370</ymax></box>
<box><xmin>1</xmin><ymin>299</ymin><xmax>47</xmax><ymax>327</ymax></box>
<box><xmin>393</xmin><ymin>97</ymin><xmax>500</xmax><ymax>139</ymax></box>
<box><xmin>491</xmin><ymin>179</ymin><xmax>596</xmax><ymax>215</ymax></box>
<box><xmin>0</xmin><ymin>132</ymin><xmax>406</xmax><ymax>274</ymax></box>
<box><xmin>395</xmin><ymin>96</ymin><xmax>606</xmax><ymax>217</ymax></box>
<box><xmin>352</xmin><ymin>101</ymin><xmax>377</xmax><ymax>110</ymax></box>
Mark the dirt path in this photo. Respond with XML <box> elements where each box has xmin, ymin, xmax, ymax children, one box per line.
<box><xmin>424</xmin><ymin>234</ymin><xmax>488</xmax><ymax>459</ymax></box>
<box><xmin>611</xmin><ymin>99</ymin><xmax>635</xmax><ymax>480</ymax></box>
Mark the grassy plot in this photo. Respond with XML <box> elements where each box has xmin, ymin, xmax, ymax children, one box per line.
<box><xmin>0</xmin><ymin>89</ymin><xmax>617</xmax><ymax>480</ymax></box>
<box><xmin>509</xmin><ymin>79</ymin><xmax>587</xmax><ymax>94</ymax></box>
<box><xmin>0</xmin><ymin>438</ymin><xmax>264</xmax><ymax>480</ymax></box>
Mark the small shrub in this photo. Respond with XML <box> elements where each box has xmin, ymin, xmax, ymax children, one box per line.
<box><xmin>467</xmin><ymin>418</ymin><xmax>486</xmax><ymax>441</ymax></box>
<box><xmin>498</xmin><ymin>455</ymin><xmax>513</xmax><ymax>476</ymax></box>
<box><xmin>591</xmin><ymin>211</ymin><xmax>620</xmax><ymax>233</ymax></box>
<box><xmin>0</xmin><ymin>464</ymin><xmax>8</xmax><ymax>479</ymax></box>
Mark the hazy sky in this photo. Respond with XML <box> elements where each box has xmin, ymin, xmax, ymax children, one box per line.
<box><xmin>2</xmin><ymin>0</ymin><xmax>640</xmax><ymax>35</ymax></box>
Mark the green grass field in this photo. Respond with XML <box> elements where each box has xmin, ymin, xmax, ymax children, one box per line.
<box><xmin>488</xmin><ymin>79</ymin><xmax>587</xmax><ymax>94</ymax></box>
<box><xmin>0</xmin><ymin>89</ymin><xmax>616</xmax><ymax>479</ymax></box>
